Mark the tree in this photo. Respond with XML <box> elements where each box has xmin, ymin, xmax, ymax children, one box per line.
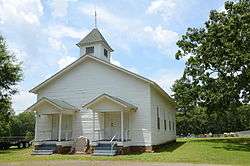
<box><xmin>0</xmin><ymin>34</ymin><xmax>22</xmax><ymax>136</ymax></box>
<box><xmin>173</xmin><ymin>0</ymin><xmax>250</xmax><ymax>133</ymax></box>
<box><xmin>9</xmin><ymin>112</ymin><xmax>35</xmax><ymax>137</ymax></box>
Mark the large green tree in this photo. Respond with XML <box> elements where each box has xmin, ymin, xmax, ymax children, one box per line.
<box><xmin>0</xmin><ymin>35</ymin><xmax>22</xmax><ymax>136</ymax></box>
<box><xmin>173</xmin><ymin>0</ymin><xmax>250</xmax><ymax>134</ymax></box>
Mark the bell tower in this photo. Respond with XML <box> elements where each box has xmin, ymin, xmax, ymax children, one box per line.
<box><xmin>76</xmin><ymin>28</ymin><xmax>113</xmax><ymax>62</ymax></box>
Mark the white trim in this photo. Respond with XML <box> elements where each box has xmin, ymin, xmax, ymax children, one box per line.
<box><xmin>58</xmin><ymin>112</ymin><xmax>62</xmax><ymax>141</ymax></box>
<box><xmin>121</xmin><ymin>111</ymin><xmax>124</xmax><ymax>142</ymax></box>
<box><xmin>92</xmin><ymin>110</ymin><xmax>95</xmax><ymax>142</ymax></box>
<box><xmin>35</xmin><ymin>112</ymin><xmax>38</xmax><ymax>141</ymax></box>
<box><xmin>83</xmin><ymin>94</ymin><xmax>134</xmax><ymax>110</ymax></box>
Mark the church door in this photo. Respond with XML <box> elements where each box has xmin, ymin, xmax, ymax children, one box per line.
<box><xmin>104</xmin><ymin>112</ymin><xmax>121</xmax><ymax>140</ymax></box>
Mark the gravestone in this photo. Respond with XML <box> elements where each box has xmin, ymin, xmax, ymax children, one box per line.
<box><xmin>75</xmin><ymin>136</ymin><xmax>90</xmax><ymax>154</ymax></box>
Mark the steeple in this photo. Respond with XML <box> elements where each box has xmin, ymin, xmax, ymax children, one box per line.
<box><xmin>76</xmin><ymin>28</ymin><xmax>113</xmax><ymax>62</ymax></box>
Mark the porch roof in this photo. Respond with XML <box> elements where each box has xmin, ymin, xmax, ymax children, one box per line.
<box><xmin>82</xmin><ymin>93</ymin><xmax>137</xmax><ymax>111</ymax></box>
<box><xmin>26</xmin><ymin>97</ymin><xmax>79</xmax><ymax>112</ymax></box>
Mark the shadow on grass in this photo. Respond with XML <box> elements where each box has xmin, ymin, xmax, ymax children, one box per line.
<box><xmin>155</xmin><ymin>141</ymin><xmax>186</xmax><ymax>153</ymax></box>
<box><xmin>191</xmin><ymin>137</ymin><xmax>250</xmax><ymax>152</ymax></box>
<box><xmin>0</xmin><ymin>146</ymin><xmax>24</xmax><ymax>154</ymax></box>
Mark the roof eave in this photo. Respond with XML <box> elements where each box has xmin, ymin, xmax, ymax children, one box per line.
<box><xmin>76</xmin><ymin>41</ymin><xmax>114</xmax><ymax>52</ymax></box>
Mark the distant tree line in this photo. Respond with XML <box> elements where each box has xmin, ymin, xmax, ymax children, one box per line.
<box><xmin>173</xmin><ymin>0</ymin><xmax>250</xmax><ymax>135</ymax></box>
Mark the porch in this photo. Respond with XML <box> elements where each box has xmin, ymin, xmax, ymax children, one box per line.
<box><xmin>26</xmin><ymin>97</ymin><xmax>78</xmax><ymax>150</ymax></box>
<box><xmin>83</xmin><ymin>94</ymin><xmax>137</xmax><ymax>149</ymax></box>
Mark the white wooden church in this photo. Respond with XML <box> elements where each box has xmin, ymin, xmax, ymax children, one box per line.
<box><xmin>27</xmin><ymin>28</ymin><xmax>176</xmax><ymax>155</ymax></box>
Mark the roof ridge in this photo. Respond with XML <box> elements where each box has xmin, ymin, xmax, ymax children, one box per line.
<box><xmin>76</xmin><ymin>28</ymin><xmax>113</xmax><ymax>51</ymax></box>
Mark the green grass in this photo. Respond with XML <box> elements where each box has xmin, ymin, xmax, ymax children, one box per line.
<box><xmin>0</xmin><ymin>137</ymin><xmax>249</xmax><ymax>165</ymax></box>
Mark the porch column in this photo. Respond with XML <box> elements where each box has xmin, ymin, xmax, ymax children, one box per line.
<box><xmin>58</xmin><ymin>112</ymin><xmax>62</xmax><ymax>141</ymax></box>
<box><xmin>35</xmin><ymin>112</ymin><xmax>38</xmax><ymax>141</ymax></box>
<box><xmin>92</xmin><ymin>110</ymin><xmax>95</xmax><ymax>141</ymax></box>
<box><xmin>121</xmin><ymin>111</ymin><xmax>124</xmax><ymax>142</ymax></box>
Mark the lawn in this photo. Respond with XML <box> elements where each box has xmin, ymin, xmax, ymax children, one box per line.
<box><xmin>0</xmin><ymin>137</ymin><xmax>249</xmax><ymax>165</ymax></box>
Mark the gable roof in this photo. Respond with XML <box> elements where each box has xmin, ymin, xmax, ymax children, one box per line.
<box><xmin>76</xmin><ymin>28</ymin><xmax>113</xmax><ymax>51</ymax></box>
<box><xmin>30</xmin><ymin>55</ymin><xmax>176</xmax><ymax>107</ymax></box>
<box><xmin>82</xmin><ymin>93</ymin><xmax>138</xmax><ymax>111</ymax></box>
<box><xmin>26</xmin><ymin>97</ymin><xmax>79</xmax><ymax>112</ymax></box>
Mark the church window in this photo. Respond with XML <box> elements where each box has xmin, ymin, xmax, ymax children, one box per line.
<box><xmin>86</xmin><ymin>46</ymin><xmax>94</xmax><ymax>54</ymax></box>
<box><xmin>157</xmin><ymin>106</ymin><xmax>160</xmax><ymax>130</ymax></box>
<box><xmin>104</xmin><ymin>49</ymin><xmax>108</xmax><ymax>57</ymax></box>
<box><xmin>164</xmin><ymin>112</ymin><xmax>167</xmax><ymax>131</ymax></box>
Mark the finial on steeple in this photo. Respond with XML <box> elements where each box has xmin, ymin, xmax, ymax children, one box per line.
<box><xmin>94</xmin><ymin>10</ymin><xmax>97</xmax><ymax>28</ymax></box>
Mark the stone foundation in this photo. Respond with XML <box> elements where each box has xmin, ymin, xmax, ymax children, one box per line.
<box><xmin>119</xmin><ymin>140</ymin><xmax>177</xmax><ymax>154</ymax></box>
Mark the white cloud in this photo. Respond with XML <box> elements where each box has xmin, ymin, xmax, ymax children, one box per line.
<box><xmin>48</xmin><ymin>37</ymin><xmax>63</xmax><ymax>50</ymax></box>
<box><xmin>51</xmin><ymin>0</ymin><xmax>69</xmax><ymax>18</ymax></box>
<box><xmin>143</xmin><ymin>25</ymin><xmax>179</xmax><ymax>51</ymax></box>
<box><xmin>7</xmin><ymin>43</ymin><xmax>28</xmax><ymax>62</ymax></box>
<box><xmin>0</xmin><ymin>0</ymin><xmax>43</xmax><ymax>25</ymax></box>
<box><xmin>110</xmin><ymin>57</ymin><xmax>122</xmax><ymax>67</ymax></box>
<box><xmin>146</xmin><ymin>0</ymin><xmax>177</xmax><ymax>20</ymax></box>
<box><xmin>48</xmin><ymin>25</ymin><xmax>87</xmax><ymax>39</ymax></box>
<box><xmin>57</xmin><ymin>56</ymin><xmax>77</xmax><ymax>69</ymax></box>
<box><xmin>12</xmin><ymin>90</ymin><xmax>36</xmax><ymax>114</ymax></box>
<box><xmin>79</xmin><ymin>4</ymin><xmax>131</xmax><ymax>31</ymax></box>
<box><xmin>47</xmin><ymin>24</ymin><xmax>87</xmax><ymax>52</ymax></box>
<box><xmin>79</xmin><ymin>3</ymin><xmax>179</xmax><ymax>56</ymax></box>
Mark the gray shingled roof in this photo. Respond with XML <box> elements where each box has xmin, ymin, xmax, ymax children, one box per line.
<box><xmin>26</xmin><ymin>97</ymin><xmax>78</xmax><ymax>112</ymax></box>
<box><xmin>76</xmin><ymin>28</ymin><xmax>113</xmax><ymax>51</ymax></box>
<box><xmin>47</xmin><ymin>97</ymin><xmax>77</xmax><ymax>110</ymax></box>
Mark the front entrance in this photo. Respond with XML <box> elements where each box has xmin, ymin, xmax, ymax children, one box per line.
<box><xmin>51</xmin><ymin>114</ymin><xmax>59</xmax><ymax>140</ymax></box>
<box><xmin>104</xmin><ymin>112</ymin><xmax>121</xmax><ymax>140</ymax></box>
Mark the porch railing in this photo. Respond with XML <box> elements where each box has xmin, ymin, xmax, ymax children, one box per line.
<box><xmin>38</xmin><ymin>130</ymin><xmax>72</xmax><ymax>141</ymax></box>
<box><xmin>39</xmin><ymin>130</ymin><xmax>52</xmax><ymax>141</ymax></box>
<box><xmin>62</xmin><ymin>130</ymin><xmax>73</xmax><ymax>141</ymax></box>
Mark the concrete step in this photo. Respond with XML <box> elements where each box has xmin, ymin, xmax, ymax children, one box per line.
<box><xmin>32</xmin><ymin>150</ymin><xmax>54</xmax><ymax>155</ymax></box>
<box><xmin>95</xmin><ymin>146</ymin><xmax>117</xmax><ymax>150</ymax></box>
<box><xmin>93</xmin><ymin>150</ymin><xmax>117</xmax><ymax>156</ymax></box>
<box><xmin>37</xmin><ymin>144</ymin><xmax>57</xmax><ymax>151</ymax></box>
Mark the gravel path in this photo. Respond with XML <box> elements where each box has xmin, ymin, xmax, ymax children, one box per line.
<box><xmin>0</xmin><ymin>160</ymin><xmax>229</xmax><ymax>166</ymax></box>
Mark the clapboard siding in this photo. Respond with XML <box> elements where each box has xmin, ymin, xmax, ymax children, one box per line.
<box><xmin>150</xmin><ymin>86</ymin><xmax>176</xmax><ymax>145</ymax></box>
<box><xmin>36</xmin><ymin>59</ymin><xmax>152</xmax><ymax>146</ymax></box>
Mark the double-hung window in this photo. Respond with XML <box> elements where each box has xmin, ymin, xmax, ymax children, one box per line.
<box><xmin>157</xmin><ymin>107</ymin><xmax>160</xmax><ymax>130</ymax></box>
<box><xmin>164</xmin><ymin>112</ymin><xmax>167</xmax><ymax>131</ymax></box>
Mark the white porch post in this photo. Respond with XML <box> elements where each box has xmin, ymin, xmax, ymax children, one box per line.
<box><xmin>121</xmin><ymin>111</ymin><xmax>124</xmax><ymax>142</ymax></box>
<box><xmin>35</xmin><ymin>112</ymin><xmax>38</xmax><ymax>141</ymax></box>
<box><xmin>58</xmin><ymin>112</ymin><xmax>62</xmax><ymax>141</ymax></box>
<box><xmin>92</xmin><ymin>110</ymin><xmax>95</xmax><ymax>141</ymax></box>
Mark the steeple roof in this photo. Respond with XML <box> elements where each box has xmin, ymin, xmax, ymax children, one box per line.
<box><xmin>76</xmin><ymin>28</ymin><xmax>113</xmax><ymax>51</ymax></box>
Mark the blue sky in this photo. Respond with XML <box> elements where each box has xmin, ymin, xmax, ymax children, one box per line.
<box><xmin>0</xmin><ymin>0</ymin><xmax>225</xmax><ymax>113</ymax></box>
